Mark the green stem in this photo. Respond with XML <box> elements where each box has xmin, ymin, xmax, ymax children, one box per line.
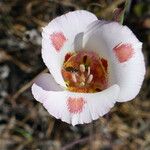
<box><xmin>120</xmin><ymin>0</ymin><xmax>131</xmax><ymax>24</ymax></box>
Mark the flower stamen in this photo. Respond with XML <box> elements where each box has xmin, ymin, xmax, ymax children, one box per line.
<box><xmin>62</xmin><ymin>51</ymin><xmax>108</xmax><ymax>93</ymax></box>
<box><xmin>80</xmin><ymin>64</ymin><xmax>85</xmax><ymax>73</ymax></box>
<box><xmin>87</xmin><ymin>66</ymin><xmax>91</xmax><ymax>77</ymax></box>
<box><xmin>87</xmin><ymin>74</ymin><xmax>93</xmax><ymax>84</ymax></box>
<box><xmin>80</xmin><ymin>73</ymin><xmax>86</xmax><ymax>82</ymax></box>
<box><xmin>72</xmin><ymin>73</ymin><xmax>77</xmax><ymax>83</ymax></box>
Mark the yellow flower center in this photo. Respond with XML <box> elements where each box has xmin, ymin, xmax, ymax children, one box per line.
<box><xmin>62</xmin><ymin>51</ymin><xmax>108</xmax><ymax>93</ymax></box>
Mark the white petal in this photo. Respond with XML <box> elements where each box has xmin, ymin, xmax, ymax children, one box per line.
<box><xmin>42</xmin><ymin>10</ymin><xmax>97</xmax><ymax>87</ymax></box>
<box><xmin>32</xmin><ymin>74</ymin><xmax>120</xmax><ymax>125</ymax></box>
<box><xmin>83</xmin><ymin>20</ymin><xmax>145</xmax><ymax>102</ymax></box>
<box><xmin>31</xmin><ymin>73</ymin><xmax>63</xmax><ymax>102</ymax></box>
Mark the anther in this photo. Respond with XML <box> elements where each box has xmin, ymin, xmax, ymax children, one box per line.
<box><xmin>72</xmin><ymin>73</ymin><xmax>77</xmax><ymax>83</ymax></box>
<box><xmin>87</xmin><ymin>74</ymin><xmax>93</xmax><ymax>84</ymax></box>
<box><xmin>87</xmin><ymin>67</ymin><xmax>90</xmax><ymax>76</ymax></box>
<box><xmin>80</xmin><ymin>64</ymin><xmax>85</xmax><ymax>73</ymax></box>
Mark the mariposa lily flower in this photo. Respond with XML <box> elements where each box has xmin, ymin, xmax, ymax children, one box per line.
<box><xmin>31</xmin><ymin>10</ymin><xmax>145</xmax><ymax>126</ymax></box>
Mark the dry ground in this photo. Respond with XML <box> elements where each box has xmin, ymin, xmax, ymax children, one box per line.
<box><xmin>0</xmin><ymin>0</ymin><xmax>150</xmax><ymax>150</ymax></box>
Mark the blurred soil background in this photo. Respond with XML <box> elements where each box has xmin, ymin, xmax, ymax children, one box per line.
<box><xmin>0</xmin><ymin>0</ymin><xmax>150</xmax><ymax>150</ymax></box>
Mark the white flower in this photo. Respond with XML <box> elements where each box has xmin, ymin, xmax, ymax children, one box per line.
<box><xmin>31</xmin><ymin>10</ymin><xmax>145</xmax><ymax>126</ymax></box>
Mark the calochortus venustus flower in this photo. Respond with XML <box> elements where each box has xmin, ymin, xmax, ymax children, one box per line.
<box><xmin>32</xmin><ymin>10</ymin><xmax>145</xmax><ymax>126</ymax></box>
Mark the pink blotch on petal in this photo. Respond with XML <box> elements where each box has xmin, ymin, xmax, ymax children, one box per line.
<box><xmin>113</xmin><ymin>43</ymin><xmax>134</xmax><ymax>63</ymax></box>
<box><xmin>67</xmin><ymin>97</ymin><xmax>86</xmax><ymax>114</ymax></box>
<box><xmin>50</xmin><ymin>32</ymin><xmax>67</xmax><ymax>52</ymax></box>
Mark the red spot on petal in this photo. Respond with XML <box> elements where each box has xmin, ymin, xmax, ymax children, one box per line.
<box><xmin>50</xmin><ymin>32</ymin><xmax>67</xmax><ymax>52</ymax></box>
<box><xmin>101</xmin><ymin>58</ymin><xmax>108</xmax><ymax>71</ymax></box>
<box><xmin>113</xmin><ymin>43</ymin><xmax>134</xmax><ymax>63</ymax></box>
<box><xmin>67</xmin><ymin>97</ymin><xmax>86</xmax><ymax>114</ymax></box>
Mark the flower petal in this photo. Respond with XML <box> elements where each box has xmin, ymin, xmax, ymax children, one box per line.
<box><xmin>31</xmin><ymin>73</ymin><xmax>63</xmax><ymax>102</ymax></box>
<box><xmin>32</xmin><ymin>73</ymin><xmax>120</xmax><ymax>125</ymax></box>
<box><xmin>42</xmin><ymin>10</ymin><xmax>98</xmax><ymax>87</ymax></box>
<box><xmin>83</xmin><ymin>20</ymin><xmax>145</xmax><ymax>102</ymax></box>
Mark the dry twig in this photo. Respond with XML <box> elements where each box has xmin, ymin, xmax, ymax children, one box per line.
<box><xmin>10</xmin><ymin>68</ymin><xmax>48</xmax><ymax>100</ymax></box>
<box><xmin>0</xmin><ymin>49</ymin><xmax>32</xmax><ymax>73</ymax></box>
